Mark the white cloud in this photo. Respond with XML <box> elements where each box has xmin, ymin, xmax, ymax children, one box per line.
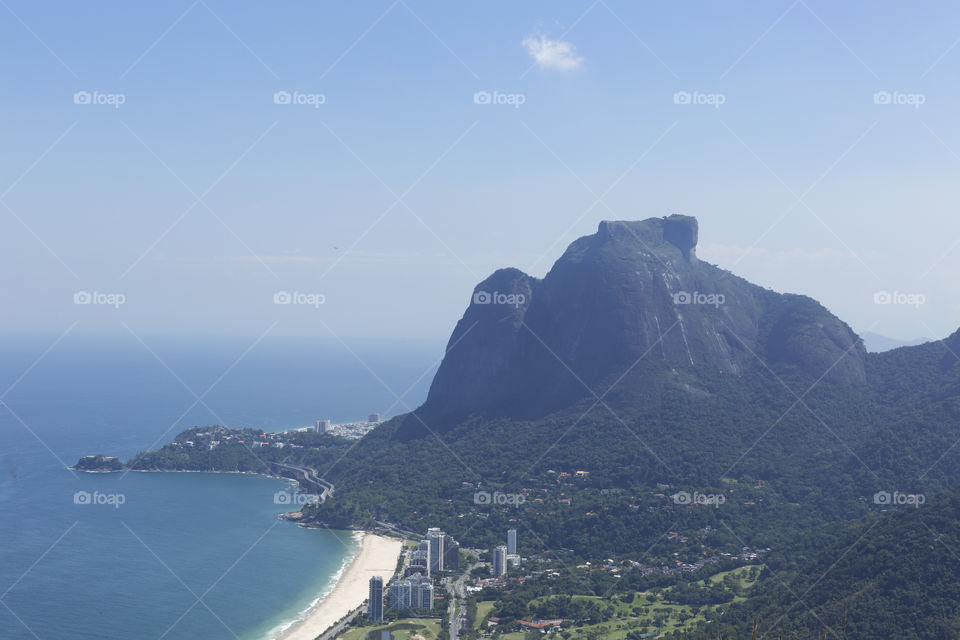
<box><xmin>523</xmin><ymin>34</ymin><xmax>583</xmax><ymax>71</ymax></box>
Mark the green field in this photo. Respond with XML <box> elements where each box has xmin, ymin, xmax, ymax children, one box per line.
<box><xmin>492</xmin><ymin>565</ymin><xmax>761</xmax><ymax>639</ymax></box>
<box><xmin>340</xmin><ymin>618</ymin><xmax>442</xmax><ymax>640</ymax></box>
<box><xmin>474</xmin><ymin>601</ymin><xmax>495</xmax><ymax>630</ymax></box>
<box><xmin>705</xmin><ymin>565</ymin><xmax>759</xmax><ymax>590</ymax></box>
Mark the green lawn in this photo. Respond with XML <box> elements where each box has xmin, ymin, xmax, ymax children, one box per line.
<box><xmin>474</xmin><ymin>601</ymin><xmax>495</xmax><ymax>630</ymax></box>
<box><xmin>512</xmin><ymin>565</ymin><xmax>761</xmax><ymax>638</ymax></box>
<box><xmin>340</xmin><ymin>618</ymin><xmax>442</xmax><ymax>640</ymax></box>
<box><xmin>704</xmin><ymin>565</ymin><xmax>760</xmax><ymax>590</ymax></box>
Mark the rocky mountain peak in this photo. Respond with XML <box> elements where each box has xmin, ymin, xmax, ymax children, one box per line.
<box><xmin>420</xmin><ymin>216</ymin><xmax>865</xmax><ymax>422</ymax></box>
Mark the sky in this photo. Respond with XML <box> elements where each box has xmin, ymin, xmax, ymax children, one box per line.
<box><xmin>2</xmin><ymin>1</ymin><xmax>960</xmax><ymax>342</ymax></box>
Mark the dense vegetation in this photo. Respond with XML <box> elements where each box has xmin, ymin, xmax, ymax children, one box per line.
<box><xmin>74</xmin><ymin>217</ymin><xmax>960</xmax><ymax>637</ymax></box>
<box><xmin>75</xmin><ymin>333</ymin><xmax>960</xmax><ymax>636</ymax></box>
<box><xmin>705</xmin><ymin>489</ymin><xmax>960</xmax><ymax>639</ymax></box>
<box><xmin>467</xmin><ymin>564</ymin><xmax>761</xmax><ymax>638</ymax></box>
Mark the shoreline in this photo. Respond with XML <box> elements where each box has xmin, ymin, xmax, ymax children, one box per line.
<box><xmin>75</xmin><ymin>467</ymin><xmax>403</xmax><ymax>638</ymax></box>
<box><xmin>272</xmin><ymin>532</ymin><xmax>403</xmax><ymax>640</ymax></box>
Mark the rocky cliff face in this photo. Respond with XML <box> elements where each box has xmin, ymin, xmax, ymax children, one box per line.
<box><xmin>422</xmin><ymin>215</ymin><xmax>866</xmax><ymax>420</ymax></box>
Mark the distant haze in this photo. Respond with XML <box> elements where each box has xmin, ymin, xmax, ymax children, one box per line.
<box><xmin>860</xmin><ymin>332</ymin><xmax>932</xmax><ymax>353</ymax></box>
<box><xmin>3</xmin><ymin>2</ymin><xmax>960</xmax><ymax>342</ymax></box>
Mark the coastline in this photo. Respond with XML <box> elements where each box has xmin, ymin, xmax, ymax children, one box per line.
<box><xmin>272</xmin><ymin>532</ymin><xmax>403</xmax><ymax>640</ymax></box>
<box><xmin>74</xmin><ymin>467</ymin><xmax>402</xmax><ymax>638</ymax></box>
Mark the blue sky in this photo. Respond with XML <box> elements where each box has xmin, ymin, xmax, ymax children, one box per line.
<box><xmin>2</xmin><ymin>0</ymin><xmax>960</xmax><ymax>340</ymax></box>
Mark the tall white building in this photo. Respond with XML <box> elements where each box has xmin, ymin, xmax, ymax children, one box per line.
<box><xmin>410</xmin><ymin>539</ymin><xmax>431</xmax><ymax>577</ymax></box>
<box><xmin>389</xmin><ymin>578</ymin><xmax>411</xmax><ymax>610</ymax></box>
<box><xmin>410</xmin><ymin>575</ymin><xmax>434</xmax><ymax>610</ymax></box>
<box><xmin>493</xmin><ymin>545</ymin><xmax>508</xmax><ymax>577</ymax></box>
<box><xmin>388</xmin><ymin>574</ymin><xmax>433</xmax><ymax>611</ymax></box>
<box><xmin>427</xmin><ymin>528</ymin><xmax>445</xmax><ymax>573</ymax></box>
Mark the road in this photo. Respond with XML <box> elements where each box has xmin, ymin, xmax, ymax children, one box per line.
<box><xmin>374</xmin><ymin>519</ymin><xmax>421</xmax><ymax>539</ymax></box>
<box><xmin>317</xmin><ymin>605</ymin><xmax>361</xmax><ymax>640</ymax></box>
<box><xmin>447</xmin><ymin>562</ymin><xmax>481</xmax><ymax>640</ymax></box>
<box><xmin>276</xmin><ymin>459</ymin><xmax>334</xmax><ymax>502</ymax></box>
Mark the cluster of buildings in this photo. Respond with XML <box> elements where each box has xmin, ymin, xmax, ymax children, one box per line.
<box><xmin>315</xmin><ymin>414</ymin><xmax>382</xmax><ymax>439</ymax></box>
<box><xmin>408</xmin><ymin>527</ymin><xmax>459</xmax><ymax>577</ymax></box>
<box><xmin>369</xmin><ymin>573</ymin><xmax>434</xmax><ymax>622</ymax></box>
<box><xmin>170</xmin><ymin>427</ymin><xmax>314</xmax><ymax>451</ymax></box>
<box><xmin>388</xmin><ymin>574</ymin><xmax>433</xmax><ymax>612</ymax></box>
<box><xmin>367</xmin><ymin>527</ymin><xmax>460</xmax><ymax>622</ymax></box>
<box><xmin>492</xmin><ymin>528</ymin><xmax>520</xmax><ymax>577</ymax></box>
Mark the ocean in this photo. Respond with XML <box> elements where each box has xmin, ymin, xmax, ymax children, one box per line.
<box><xmin>0</xmin><ymin>333</ymin><xmax>441</xmax><ymax>640</ymax></box>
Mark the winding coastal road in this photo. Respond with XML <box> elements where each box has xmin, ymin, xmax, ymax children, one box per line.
<box><xmin>275</xmin><ymin>459</ymin><xmax>334</xmax><ymax>502</ymax></box>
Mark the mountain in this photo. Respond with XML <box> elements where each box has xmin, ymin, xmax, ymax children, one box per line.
<box><xmin>70</xmin><ymin>215</ymin><xmax>960</xmax><ymax>637</ymax></box>
<box><xmin>303</xmin><ymin>217</ymin><xmax>960</xmax><ymax>562</ymax></box>
<box><xmin>75</xmin><ymin>215</ymin><xmax>960</xmax><ymax>635</ymax></box>
<box><xmin>421</xmin><ymin>216</ymin><xmax>866</xmax><ymax>423</ymax></box>
<box><xmin>860</xmin><ymin>331</ymin><xmax>931</xmax><ymax>353</ymax></box>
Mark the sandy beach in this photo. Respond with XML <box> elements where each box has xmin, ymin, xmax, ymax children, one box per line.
<box><xmin>275</xmin><ymin>532</ymin><xmax>403</xmax><ymax>640</ymax></box>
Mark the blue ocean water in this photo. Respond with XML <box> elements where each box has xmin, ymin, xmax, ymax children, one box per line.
<box><xmin>0</xmin><ymin>333</ymin><xmax>440</xmax><ymax>640</ymax></box>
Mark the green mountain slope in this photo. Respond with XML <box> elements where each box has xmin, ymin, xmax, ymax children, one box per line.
<box><xmin>305</xmin><ymin>217</ymin><xmax>960</xmax><ymax>565</ymax></box>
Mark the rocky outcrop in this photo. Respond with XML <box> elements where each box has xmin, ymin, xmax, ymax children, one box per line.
<box><xmin>420</xmin><ymin>216</ymin><xmax>866</xmax><ymax>421</ymax></box>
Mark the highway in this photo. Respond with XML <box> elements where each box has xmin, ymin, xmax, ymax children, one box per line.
<box><xmin>276</xmin><ymin>459</ymin><xmax>334</xmax><ymax>502</ymax></box>
<box><xmin>316</xmin><ymin>606</ymin><xmax>361</xmax><ymax>640</ymax></box>
<box><xmin>447</xmin><ymin>562</ymin><xmax>481</xmax><ymax>640</ymax></box>
<box><xmin>375</xmin><ymin>519</ymin><xmax>422</xmax><ymax>539</ymax></box>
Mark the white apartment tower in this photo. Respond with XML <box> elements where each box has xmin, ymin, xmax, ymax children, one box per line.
<box><xmin>427</xmin><ymin>528</ymin><xmax>445</xmax><ymax>573</ymax></box>
<box><xmin>493</xmin><ymin>545</ymin><xmax>508</xmax><ymax>577</ymax></box>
